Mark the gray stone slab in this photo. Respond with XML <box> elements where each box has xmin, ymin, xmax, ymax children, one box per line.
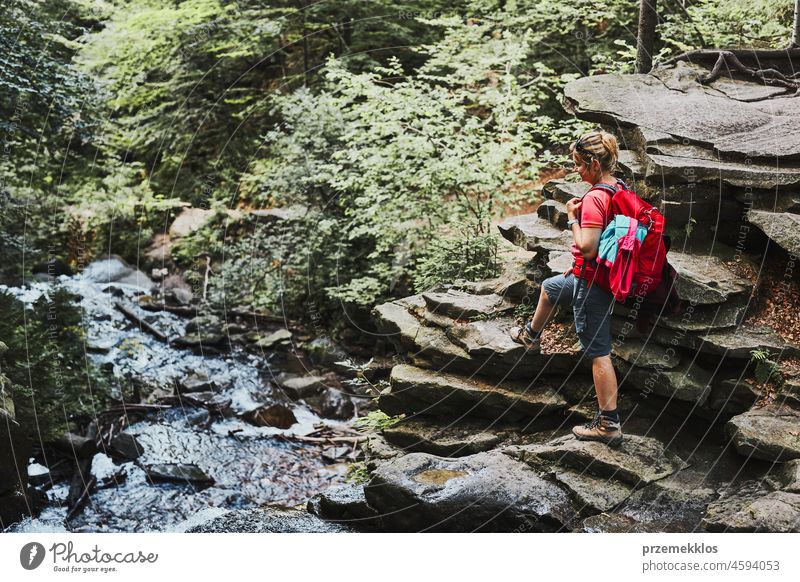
<box><xmin>747</xmin><ymin>210</ymin><xmax>800</xmax><ymax>256</ymax></box>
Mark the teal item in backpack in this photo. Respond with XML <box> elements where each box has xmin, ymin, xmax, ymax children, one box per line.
<box><xmin>596</xmin><ymin>215</ymin><xmax>650</xmax><ymax>301</ymax></box>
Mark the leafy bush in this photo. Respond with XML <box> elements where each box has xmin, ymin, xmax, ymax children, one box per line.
<box><xmin>414</xmin><ymin>230</ymin><xmax>500</xmax><ymax>292</ymax></box>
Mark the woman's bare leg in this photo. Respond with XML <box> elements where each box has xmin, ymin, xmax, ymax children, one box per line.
<box><xmin>529</xmin><ymin>288</ymin><xmax>557</xmax><ymax>333</ymax></box>
<box><xmin>592</xmin><ymin>355</ymin><xmax>618</xmax><ymax>410</ymax></box>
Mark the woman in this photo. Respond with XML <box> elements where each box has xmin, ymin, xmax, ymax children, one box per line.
<box><xmin>510</xmin><ymin>129</ymin><xmax>623</xmax><ymax>446</ymax></box>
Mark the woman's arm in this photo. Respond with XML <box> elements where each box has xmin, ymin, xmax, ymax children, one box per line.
<box><xmin>571</xmin><ymin>225</ymin><xmax>602</xmax><ymax>260</ymax></box>
<box><xmin>565</xmin><ymin>197</ymin><xmax>602</xmax><ymax>260</ymax></box>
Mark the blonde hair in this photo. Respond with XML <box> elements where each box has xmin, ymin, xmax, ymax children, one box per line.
<box><xmin>570</xmin><ymin>129</ymin><xmax>618</xmax><ymax>174</ymax></box>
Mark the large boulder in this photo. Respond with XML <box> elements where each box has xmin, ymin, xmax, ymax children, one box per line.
<box><xmin>726</xmin><ymin>405</ymin><xmax>800</xmax><ymax>462</ymax></box>
<box><xmin>668</xmin><ymin>251</ymin><xmax>753</xmax><ymax>305</ymax></box>
<box><xmin>747</xmin><ymin>210</ymin><xmax>800</xmax><ymax>257</ymax></box>
<box><xmin>563</xmin><ymin>65</ymin><xmax>800</xmax><ymax>161</ymax></box>
<box><xmin>702</xmin><ymin>485</ymin><xmax>800</xmax><ymax>532</ymax></box>
<box><xmin>364</xmin><ymin>450</ymin><xmax>576</xmax><ymax>532</ymax></box>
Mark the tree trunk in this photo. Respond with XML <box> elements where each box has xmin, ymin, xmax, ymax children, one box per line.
<box><xmin>636</xmin><ymin>0</ymin><xmax>658</xmax><ymax>73</ymax></box>
<box><xmin>792</xmin><ymin>0</ymin><xmax>800</xmax><ymax>48</ymax></box>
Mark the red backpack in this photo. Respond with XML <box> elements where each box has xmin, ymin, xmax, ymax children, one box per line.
<box><xmin>586</xmin><ymin>179</ymin><xmax>668</xmax><ymax>300</ymax></box>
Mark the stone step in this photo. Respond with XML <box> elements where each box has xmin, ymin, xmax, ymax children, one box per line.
<box><xmin>380</xmin><ymin>364</ymin><xmax>570</xmax><ymax>423</ymax></box>
<box><xmin>537</xmin><ymin>199</ymin><xmax>569</xmax><ymax>229</ymax></box>
<box><xmin>747</xmin><ymin>210</ymin><xmax>800</xmax><ymax>256</ymax></box>
<box><xmin>644</xmin><ymin>151</ymin><xmax>800</xmax><ymax>189</ymax></box>
<box><xmin>542</xmin><ymin>179</ymin><xmax>586</xmax><ymax>204</ymax></box>
<box><xmin>421</xmin><ymin>289</ymin><xmax>514</xmax><ymax>320</ymax></box>
<box><xmin>674</xmin><ymin>324</ymin><xmax>798</xmax><ymax>359</ymax></box>
<box><xmin>667</xmin><ymin>249</ymin><xmax>755</xmax><ymax>305</ymax></box>
<box><xmin>505</xmin><ymin>433</ymin><xmax>688</xmax><ymax>486</ymax></box>
<box><xmin>373</xmin><ymin>297</ymin><xmax>583</xmax><ymax>380</ymax></box>
<box><xmin>726</xmin><ymin>405</ymin><xmax>800</xmax><ymax>462</ymax></box>
<box><xmin>497</xmin><ymin>213</ymin><xmax>571</xmax><ymax>255</ymax></box>
<box><xmin>381</xmin><ymin>417</ymin><xmax>506</xmax><ymax>457</ymax></box>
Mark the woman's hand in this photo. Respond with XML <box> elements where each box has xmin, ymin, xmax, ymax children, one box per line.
<box><xmin>565</xmin><ymin>197</ymin><xmax>582</xmax><ymax>220</ymax></box>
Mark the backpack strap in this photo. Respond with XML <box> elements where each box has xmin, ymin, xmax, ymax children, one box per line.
<box><xmin>589</xmin><ymin>184</ymin><xmax>617</xmax><ymax>198</ymax></box>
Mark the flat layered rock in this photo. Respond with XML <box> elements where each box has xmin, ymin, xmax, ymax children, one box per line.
<box><xmin>372</xmin><ymin>298</ymin><xmax>426</xmax><ymax>353</ymax></box>
<box><xmin>382</xmin><ymin>418</ymin><xmax>504</xmax><ymax>457</ymax></box>
<box><xmin>747</xmin><ymin>210</ymin><xmax>800</xmax><ymax>256</ymax></box>
<box><xmin>695</xmin><ymin>325</ymin><xmax>798</xmax><ymax>359</ymax></box>
<box><xmin>657</xmin><ymin>300</ymin><xmax>748</xmax><ymax>333</ymax></box>
<box><xmin>446</xmin><ymin>318</ymin><xmax>529</xmax><ymax>359</ymax></box>
<box><xmin>456</xmin><ymin>246</ymin><xmax>537</xmax><ymax>300</ymax></box>
<box><xmin>505</xmin><ymin>434</ymin><xmax>687</xmax><ymax>486</ymax></box>
<box><xmin>537</xmin><ymin>199</ymin><xmax>569</xmax><ymax>229</ymax></box>
<box><xmin>421</xmin><ymin>290</ymin><xmax>512</xmax><ymax>320</ymax></box>
<box><xmin>564</xmin><ymin>68</ymin><xmax>800</xmax><ymax>160</ymax></box>
<box><xmin>644</xmin><ymin>152</ymin><xmax>800</xmax><ymax>189</ymax></box>
<box><xmin>541</xmin><ymin>179</ymin><xmax>587</xmax><ymax>204</ymax></box>
<box><xmin>364</xmin><ymin>450</ymin><xmax>576</xmax><ymax>531</ymax></box>
<box><xmin>726</xmin><ymin>405</ymin><xmax>800</xmax><ymax>462</ymax></box>
<box><xmin>611</xmin><ymin>472</ymin><xmax>719</xmax><ymax>533</ymax></box>
<box><xmin>620</xmin><ymin>360</ymin><xmax>714</xmax><ymax>405</ymax></box>
<box><xmin>380</xmin><ymin>364</ymin><xmax>567</xmax><ymax>422</ymax></box>
<box><xmin>706</xmin><ymin>378</ymin><xmax>762</xmax><ymax>417</ymax></box>
<box><xmin>702</xmin><ymin>486</ymin><xmax>800</xmax><ymax>533</ymax></box>
<box><xmin>551</xmin><ymin>469</ymin><xmax>633</xmax><ymax>514</ymax></box>
<box><xmin>543</xmin><ymin>251</ymin><xmax>574</xmax><ymax>280</ymax></box>
<box><xmin>668</xmin><ymin>251</ymin><xmax>753</xmax><ymax>305</ymax></box>
<box><xmin>735</xmin><ymin>189</ymin><xmax>800</xmax><ymax>213</ymax></box>
<box><xmin>617</xmin><ymin>150</ymin><xmax>646</xmax><ymax>180</ymax></box>
<box><xmin>612</xmin><ymin>338</ymin><xmax>680</xmax><ymax>370</ymax></box>
<box><xmin>497</xmin><ymin>214</ymin><xmax>572</xmax><ymax>254</ymax></box>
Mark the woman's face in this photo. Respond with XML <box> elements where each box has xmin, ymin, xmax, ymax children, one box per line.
<box><xmin>571</xmin><ymin>152</ymin><xmax>599</xmax><ymax>184</ymax></box>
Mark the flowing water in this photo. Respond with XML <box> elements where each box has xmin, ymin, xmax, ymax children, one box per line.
<box><xmin>3</xmin><ymin>261</ymin><xmax>349</xmax><ymax>533</ymax></box>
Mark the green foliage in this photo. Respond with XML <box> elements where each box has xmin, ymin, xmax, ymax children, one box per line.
<box><xmin>0</xmin><ymin>287</ymin><xmax>111</xmax><ymax>442</ymax></box>
<box><xmin>354</xmin><ymin>411</ymin><xmax>404</xmax><ymax>433</ymax></box>
<box><xmin>658</xmin><ymin>0</ymin><xmax>794</xmax><ymax>54</ymax></box>
<box><xmin>76</xmin><ymin>0</ymin><xmax>462</xmax><ymax>204</ymax></box>
<box><xmin>0</xmin><ymin>0</ymin><xmax>101</xmax><ymax>194</ymax></box>
<box><xmin>345</xmin><ymin>461</ymin><xmax>371</xmax><ymax>484</ymax></box>
<box><xmin>750</xmin><ymin>348</ymin><xmax>784</xmax><ymax>387</ymax></box>
<box><xmin>414</xmin><ymin>230</ymin><xmax>500</xmax><ymax>293</ymax></box>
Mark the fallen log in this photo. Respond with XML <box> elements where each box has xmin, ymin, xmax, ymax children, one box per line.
<box><xmin>115</xmin><ymin>301</ymin><xmax>168</xmax><ymax>342</ymax></box>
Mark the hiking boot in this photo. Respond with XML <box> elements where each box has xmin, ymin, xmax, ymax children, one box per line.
<box><xmin>508</xmin><ymin>321</ymin><xmax>541</xmax><ymax>352</ymax></box>
<box><xmin>572</xmin><ymin>413</ymin><xmax>623</xmax><ymax>447</ymax></box>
